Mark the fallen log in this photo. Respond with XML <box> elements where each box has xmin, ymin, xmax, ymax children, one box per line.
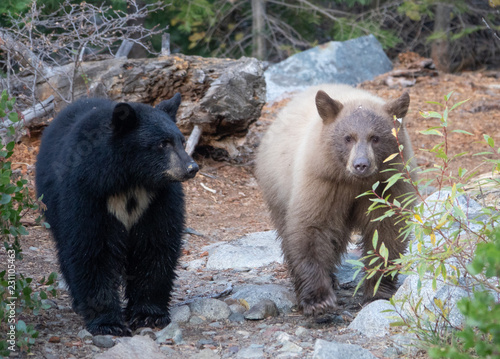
<box><xmin>11</xmin><ymin>54</ymin><xmax>267</xmax><ymax>157</ymax></box>
<box><xmin>1</xmin><ymin>95</ymin><xmax>55</xmax><ymax>144</ymax></box>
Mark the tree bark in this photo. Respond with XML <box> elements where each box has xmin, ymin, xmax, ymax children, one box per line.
<box><xmin>126</xmin><ymin>0</ymin><xmax>149</xmax><ymax>59</ymax></box>
<box><xmin>431</xmin><ymin>2</ymin><xmax>451</xmax><ymax>73</ymax></box>
<box><xmin>252</xmin><ymin>0</ymin><xmax>267</xmax><ymax>60</ymax></box>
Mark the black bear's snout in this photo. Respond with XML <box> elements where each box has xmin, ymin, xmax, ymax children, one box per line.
<box><xmin>185</xmin><ymin>161</ymin><xmax>199</xmax><ymax>179</ymax></box>
<box><xmin>353</xmin><ymin>157</ymin><xmax>370</xmax><ymax>174</ymax></box>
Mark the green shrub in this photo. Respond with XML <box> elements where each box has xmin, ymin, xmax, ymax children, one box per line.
<box><xmin>349</xmin><ymin>91</ymin><xmax>500</xmax><ymax>358</ymax></box>
<box><xmin>0</xmin><ymin>90</ymin><xmax>57</xmax><ymax>356</ymax></box>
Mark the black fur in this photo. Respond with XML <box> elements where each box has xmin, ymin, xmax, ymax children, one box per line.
<box><xmin>36</xmin><ymin>95</ymin><xmax>198</xmax><ymax>335</ymax></box>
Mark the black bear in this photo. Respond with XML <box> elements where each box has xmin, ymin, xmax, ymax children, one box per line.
<box><xmin>36</xmin><ymin>94</ymin><xmax>198</xmax><ymax>335</ymax></box>
<box><xmin>255</xmin><ymin>84</ymin><xmax>416</xmax><ymax>315</ymax></box>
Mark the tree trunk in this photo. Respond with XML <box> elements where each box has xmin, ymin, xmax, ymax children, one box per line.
<box><xmin>252</xmin><ymin>0</ymin><xmax>267</xmax><ymax>60</ymax></box>
<box><xmin>431</xmin><ymin>2</ymin><xmax>451</xmax><ymax>73</ymax></box>
<box><xmin>126</xmin><ymin>0</ymin><xmax>149</xmax><ymax>59</ymax></box>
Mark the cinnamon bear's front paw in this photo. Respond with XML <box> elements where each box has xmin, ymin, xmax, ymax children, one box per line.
<box><xmin>300</xmin><ymin>287</ymin><xmax>338</xmax><ymax>316</ymax></box>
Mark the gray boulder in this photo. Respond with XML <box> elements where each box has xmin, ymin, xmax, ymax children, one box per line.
<box><xmin>231</xmin><ymin>284</ymin><xmax>296</xmax><ymax>313</ymax></box>
<box><xmin>394</xmin><ymin>274</ymin><xmax>471</xmax><ymax>329</ymax></box>
<box><xmin>265</xmin><ymin>35</ymin><xmax>392</xmax><ymax>102</ymax></box>
<box><xmin>94</xmin><ymin>336</ymin><xmax>166</xmax><ymax>359</ymax></box>
<box><xmin>189</xmin><ymin>298</ymin><xmax>232</xmax><ymax>321</ymax></box>
<box><xmin>348</xmin><ymin>300</ymin><xmax>395</xmax><ymax>337</ymax></box>
<box><xmin>206</xmin><ymin>231</ymin><xmax>283</xmax><ymax>270</ymax></box>
<box><xmin>156</xmin><ymin>322</ymin><xmax>183</xmax><ymax>344</ymax></box>
<box><xmin>313</xmin><ymin>339</ymin><xmax>378</xmax><ymax>359</ymax></box>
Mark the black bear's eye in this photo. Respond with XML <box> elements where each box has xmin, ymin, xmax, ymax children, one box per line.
<box><xmin>159</xmin><ymin>140</ymin><xmax>170</xmax><ymax>148</ymax></box>
<box><xmin>371</xmin><ymin>136</ymin><xmax>380</xmax><ymax>143</ymax></box>
<box><xmin>345</xmin><ymin>135</ymin><xmax>352</xmax><ymax>143</ymax></box>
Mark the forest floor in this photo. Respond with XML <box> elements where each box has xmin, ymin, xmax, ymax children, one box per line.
<box><xmin>3</xmin><ymin>62</ymin><xmax>500</xmax><ymax>358</ymax></box>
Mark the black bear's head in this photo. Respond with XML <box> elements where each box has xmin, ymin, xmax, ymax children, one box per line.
<box><xmin>111</xmin><ymin>93</ymin><xmax>199</xmax><ymax>186</ymax></box>
<box><xmin>316</xmin><ymin>90</ymin><xmax>410</xmax><ymax>181</ymax></box>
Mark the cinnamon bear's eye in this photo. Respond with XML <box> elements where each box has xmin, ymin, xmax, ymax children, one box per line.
<box><xmin>372</xmin><ymin>136</ymin><xmax>380</xmax><ymax>143</ymax></box>
<box><xmin>345</xmin><ymin>135</ymin><xmax>352</xmax><ymax>143</ymax></box>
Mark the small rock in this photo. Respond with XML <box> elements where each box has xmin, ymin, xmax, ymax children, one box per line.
<box><xmin>93</xmin><ymin>335</ymin><xmax>115</xmax><ymax>349</ymax></box>
<box><xmin>276</xmin><ymin>332</ymin><xmax>291</xmax><ymax>343</ymax></box>
<box><xmin>42</xmin><ymin>299</ymin><xmax>57</xmax><ymax>308</ymax></box>
<box><xmin>382</xmin><ymin>347</ymin><xmax>399</xmax><ymax>358</ymax></box>
<box><xmin>232</xmin><ymin>285</ymin><xmax>296</xmax><ymax>313</ymax></box>
<box><xmin>170</xmin><ymin>305</ymin><xmax>191</xmax><ymax>323</ymax></box>
<box><xmin>196</xmin><ymin>338</ymin><xmax>215</xmax><ymax>349</ymax></box>
<box><xmin>229</xmin><ymin>303</ymin><xmax>247</xmax><ymax>314</ymax></box>
<box><xmin>138</xmin><ymin>327</ymin><xmax>156</xmax><ymax>340</ymax></box>
<box><xmin>189</xmin><ymin>298</ymin><xmax>231</xmax><ymax>321</ymax></box>
<box><xmin>57</xmin><ymin>277</ymin><xmax>69</xmax><ymax>290</ymax></box>
<box><xmin>237</xmin><ymin>344</ymin><xmax>265</xmax><ymax>359</ymax></box>
<box><xmin>313</xmin><ymin>339</ymin><xmax>378</xmax><ymax>359</ymax></box>
<box><xmin>229</xmin><ymin>312</ymin><xmax>245</xmax><ymax>323</ymax></box>
<box><xmin>189</xmin><ymin>315</ymin><xmax>206</xmax><ymax>325</ymax></box>
<box><xmin>236</xmin><ymin>330</ymin><xmax>251</xmax><ymax>337</ymax></box>
<box><xmin>191</xmin><ymin>348</ymin><xmax>221</xmax><ymax>359</ymax></box>
<box><xmin>279</xmin><ymin>340</ymin><xmax>303</xmax><ymax>354</ymax></box>
<box><xmin>390</xmin><ymin>333</ymin><xmax>421</xmax><ymax>356</ymax></box>
<box><xmin>90</xmin><ymin>345</ymin><xmax>102</xmax><ymax>353</ymax></box>
<box><xmin>295</xmin><ymin>327</ymin><xmax>309</xmax><ymax>337</ymax></box>
<box><xmin>160</xmin><ymin>346</ymin><xmax>177</xmax><ymax>355</ymax></box>
<box><xmin>29</xmin><ymin>246</ymin><xmax>39</xmax><ymax>251</ymax></box>
<box><xmin>202</xmin><ymin>331</ymin><xmax>217</xmax><ymax>336</ymax></box>
<box><xmin>156</xmin><ymin>322</ymin><xmax>183</xmax><ymax>345</ymax></box>
<box><xmin>186</xmin><ymin>258</ymin><xmax>206</xmax><ymax>271</ymax></box>
<box><xmin>245</xmin><ymin>300</ymin><xmax>279</xmax><ymax>320</ymax></box>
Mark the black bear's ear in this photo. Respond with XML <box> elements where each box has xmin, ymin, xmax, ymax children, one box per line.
<box><xmin>316</xmin><ymin>90</ymin><xmax>343</xmax><ymax>125</ymax></box>
<box><xmin>384</xmin><ymin>92</ymin><xmax>410</xmax><ymax>120</ymax></box>
<box><xmin>156</xmin><ymin>93</ymin><xmax>182</xmax><ymax>122</ymax></box>
<box><xmin>112</xmin><ymin>103</ymin><xmax>138</xmax><ymax>134</ymax></box>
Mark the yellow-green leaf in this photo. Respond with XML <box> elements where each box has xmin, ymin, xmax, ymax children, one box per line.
<box><xmin>383</xmin><ymin>153</ymin><xmax>399</xmax><ymax>163</ymax></box>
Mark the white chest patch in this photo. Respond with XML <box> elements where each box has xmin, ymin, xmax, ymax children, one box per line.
<box><xmin>107</xmin><ymin>187</ymin><xmax>153</xmax><ymax>231</ymax></box>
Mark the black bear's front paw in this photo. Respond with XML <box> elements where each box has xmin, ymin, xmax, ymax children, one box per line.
<box><xmin>128</xmin><ymin>313</ymin><xmax>170</xmax><ymax>330</ymax></box>
<box><xmin>126</xmin><ymin>306</ymin><xmax>171</xmax><ymax>330</ymax></box>
<box><xmin>87</xmin><ymin>322</ymin><xmax>131</xmax><ymax>336</ymax></box>
<box><xmin>300</xmin><ymin>286</ymin><xmax>338</xmax><ymax>316</ymax></box>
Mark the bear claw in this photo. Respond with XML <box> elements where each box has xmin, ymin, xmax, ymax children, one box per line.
<box><xmin>87</xmin><ymin>323</ymin><xmax>131</xmax><ymax>336</ymax></box>
<box><xmin>300</xmin><ymin>293</ymin><xmax>338</xmax><ymax>316</ymax></box>
<box><xmin>128</xmin><ymin>314</ymin><xmax>170</xmax><ymax>330</ymax></box>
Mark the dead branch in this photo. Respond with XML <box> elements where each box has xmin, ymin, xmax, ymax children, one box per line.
<box><xmin>186</xmin><ymin>125</ymin><xmax>202</xmax><ymax>156</ymax></box>
<box><xmin>0</xmin><ymin>0</ymin><xmax>166</xmax><ymax>108</ymax></box>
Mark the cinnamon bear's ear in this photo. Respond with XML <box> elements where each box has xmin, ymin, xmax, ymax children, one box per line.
<box><xmin>316</xmin><ymin>90</ymin><xmax>343</xmax><ymax>125</ymax></box>
<box><xmin>156</xmin><ymin>93</ymin><xmax>182</xmax><ymax>122</ymax></box>
<box><xmin>384</xmin><ymin>92</ymin><xmax>410</xmax><ymax>120</ymax></box>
